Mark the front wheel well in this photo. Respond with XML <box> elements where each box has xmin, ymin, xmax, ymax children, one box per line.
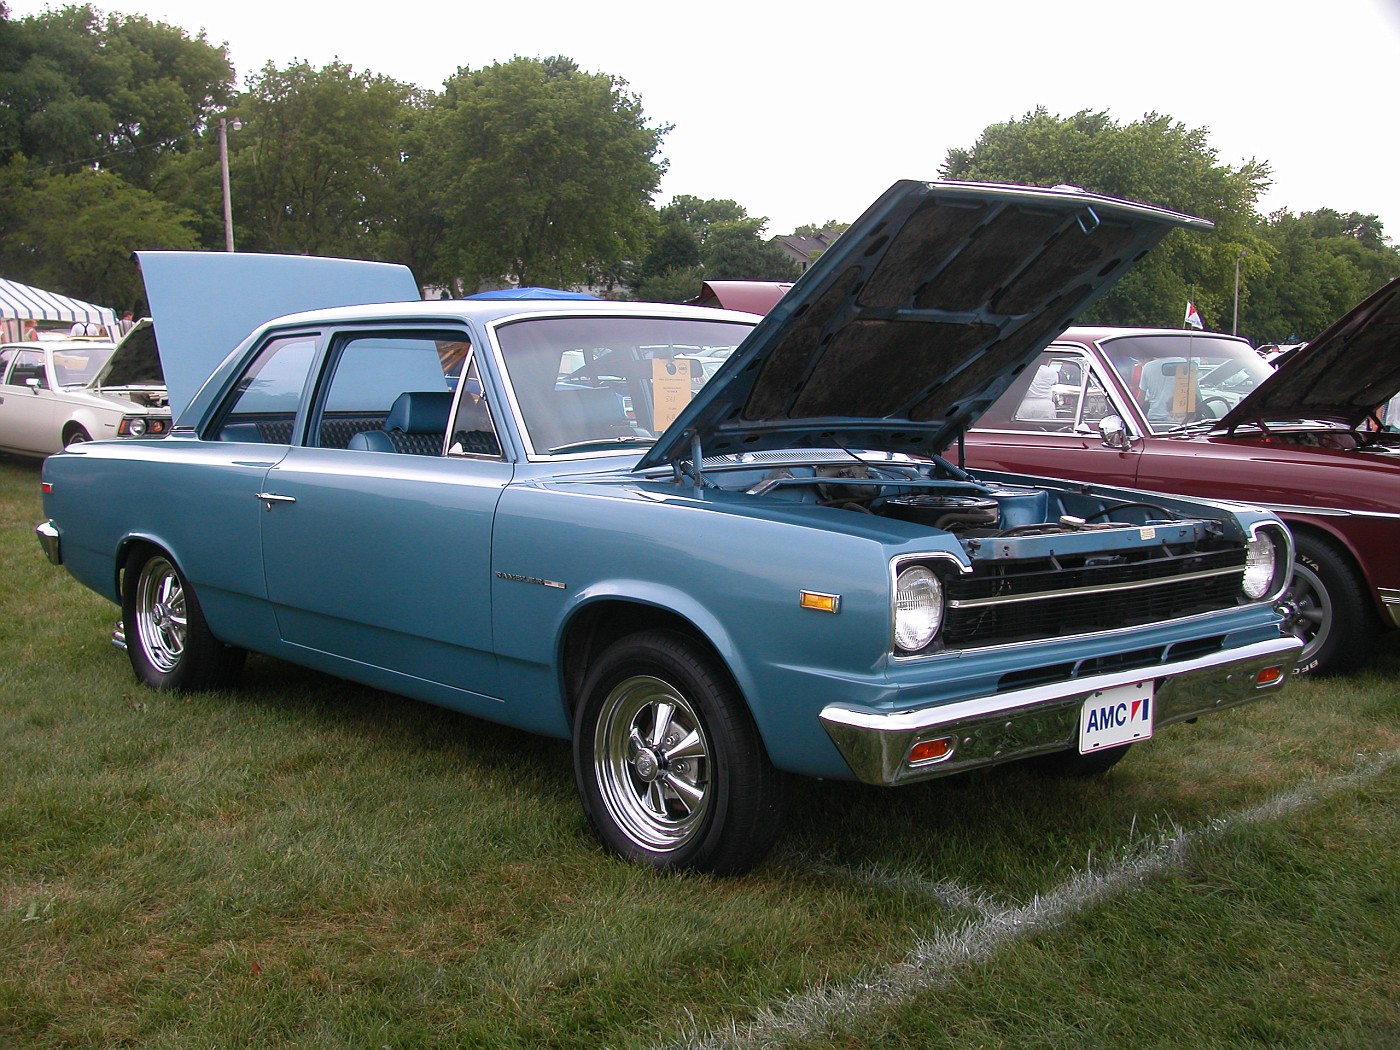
<box><xmin>1282</xmin><ymin>521</ymin><xmax>1379</xmax><ymax>622</ymax></box>
<box><xmin>561</xmin><ymin>601</ymin><xmax>721</xmax><ymax>716</ymax></box>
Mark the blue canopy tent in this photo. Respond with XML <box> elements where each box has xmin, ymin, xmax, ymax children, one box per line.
<box><xmin>466</xmin><ymin>287</ymin><xmax>599</xmax><ymax>300</ymax></box>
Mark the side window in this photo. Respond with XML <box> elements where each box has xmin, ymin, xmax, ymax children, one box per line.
<box><xmin>213</xmin><ymin>334</ymin><xmax>319</xmax><ymax>444</ymax></box>
<box><xmin>1076</xmin><ymin>370</ymin><xmax>1114</xmax><ymax>428</ymax></box>
<box><xmin>318</xmin><ymin>331</ymin><xmax>461</xmax><ymax>454</ymax></box>
<box><xmin>447</xmin><ymin>358</ymin><xmax>502</xmax><ymax>458</ymax></box>
<box><xmin>981</xmin><ymin>352</ymin><xmax>1090</xmax><ymax>433</ymax></box>
<box><xmin>9</xmin><ymin>350</ymin><xmax>48</xmax><ymax>389</ymax></box>
<box><xmin>0</xmin><ymin>347</ymin><xmax>17</xmax><ymax>382</ymax></box>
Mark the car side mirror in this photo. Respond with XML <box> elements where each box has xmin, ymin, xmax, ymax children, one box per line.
<box><xmin>25</xmin><ymin>377</ymin><xmax>44</xmax><ymax>393</ymax></box>
<box><xmin>1099</xmin><ymin>414</ymin><xmax>1131</xmax><ymax>450</ymax></box>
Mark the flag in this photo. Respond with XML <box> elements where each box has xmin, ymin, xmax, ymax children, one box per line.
<box><xmin>1184</xmin><ymin>301</ymin><xmax>1204</xmax><ymax>329</ymax></box>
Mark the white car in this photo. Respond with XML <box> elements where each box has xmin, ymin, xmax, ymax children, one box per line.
<box><xmin>0</xmin><ymin>322</ymin><xmax>171</xmax><ymax>456</ymax></box>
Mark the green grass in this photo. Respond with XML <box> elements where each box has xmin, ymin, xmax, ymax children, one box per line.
<box><xmin>2</xmin><ymin>454</ymin><xmax>1397</xmax><ymax>1048</ymax></box>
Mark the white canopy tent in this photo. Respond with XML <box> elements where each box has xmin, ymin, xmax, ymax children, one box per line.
<box><xmin>0</xmin><ymin>277</ymin><xmax>117</xmax><ymax>340</ymax></box>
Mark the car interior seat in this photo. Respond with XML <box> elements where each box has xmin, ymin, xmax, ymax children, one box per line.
<box><xmin>347</xmin><ymin>391</ymin><xmax>453</xmax><ymax>454</ymax></box>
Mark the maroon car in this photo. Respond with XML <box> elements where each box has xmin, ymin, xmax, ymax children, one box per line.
<box><xmin>960</xmin><ymin>277</ymin><xmax>1400</xmax><ymax>675</ymax></box>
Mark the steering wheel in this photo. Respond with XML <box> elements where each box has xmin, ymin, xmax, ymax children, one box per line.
<box><xmin>1198</xmin><ymin>395</ymin><xmax>1232</xmax><ymax>418</ymax></box>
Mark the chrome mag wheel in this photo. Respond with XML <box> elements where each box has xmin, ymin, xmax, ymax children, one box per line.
<box><xmin>593</xmin><ymin>674</ymin><xmax>712</xmax><ymax>853</ymax></box>
<box><xmin>134</xmin><ymin>554</ymin><xmax>187</xmax><ymax>673</ymax></box>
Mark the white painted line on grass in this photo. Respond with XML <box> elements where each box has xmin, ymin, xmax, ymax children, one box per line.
<box><xmin>794</xmin><ymin>860</ymin><xmax>1001</xmax><ymax>916</ymax></box>
<box><xmin>658</xmin><ymin>750</ymin><xmax>1399</xmax><ymax>1050</ymax></box>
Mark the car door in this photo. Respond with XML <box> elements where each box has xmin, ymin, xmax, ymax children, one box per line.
<box><xmin>962</xmin><ymin>347</ymin><xmax>1145</xmax><ymax>487</ymax></box>
<box><xmin>0</xmin><ymin>348</ymin><xmax>61</xmax><ymax>454</ymax></box>
<box><xmin>257</xmin><ymin>328</ymin><xmax>512</xmax><ymax>710</ymax></box>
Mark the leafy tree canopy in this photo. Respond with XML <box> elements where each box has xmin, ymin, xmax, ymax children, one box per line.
<box><xmin>636</xmin><ymin>264</ymin><xmax>706</xmax><ymax>304</ymax></box>
<box><xmin>222</xmin><ymin>60</ymin><xmax>424</xmax><ymax>258</ymax></box>
<box><xmin>0</xmin><ymin>4</ymin><xmax>233</xmax><ymax>188</ymax></box>
<box><xmin>661</xmin><ymin>195</ymin><xmax>748</xmax><ymax>242</ymax></box>
<box><xmin>1242</xmin><ymin>208</ymin><xmax>1400</xmax><ymax>343</ymax></box>
<box><xmin>423</xmin><ymin>56</ymin><xmax>669</xmax><ymax>288</ymax></box>
<box><xmin>793</xmin><ymin>220</ymin><xmax>849</xmax><ymax>238</ymax></box>
<box><xmin>941</xmin><ymin>107</ymin><xmax>1272</xmax><ymax>328</ymax></box>
<box><xmin>701</xmin><ymin>218</ymin><xmax>800</xmax><ymax>282</ymax></box>
<box><xmin>0</xmin><ymin>164</ymin><xmax>198</xmax><ymax>311</ymax></box>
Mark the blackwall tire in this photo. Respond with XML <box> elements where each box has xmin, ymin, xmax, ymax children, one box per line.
<box><xmin>573</xmin><ymin>630</ymin><xmax>786</xmax><ymax>875</ymax></box>
<box><xmin>1285</xmin><ymin>533</ymin><xmax>1376</xmax><ymax>677</ymax></box>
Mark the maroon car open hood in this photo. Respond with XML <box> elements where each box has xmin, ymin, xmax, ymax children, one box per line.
<box><xmin>1220</xmin><ymin>276</ymin><xmax>1400</xmax><ymax>430</ymax></box>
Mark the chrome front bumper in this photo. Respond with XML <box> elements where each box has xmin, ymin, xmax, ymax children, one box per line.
<box><xmin>820</xmin><ymin>635</ymin><xmax>1302</xmax><ymax>786</ymax></box>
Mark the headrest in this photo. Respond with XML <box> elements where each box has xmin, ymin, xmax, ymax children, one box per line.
<box><xmin>386</xmin><ymin>390</ymin><xmax>453</xmax><ymax>434</ymax></box>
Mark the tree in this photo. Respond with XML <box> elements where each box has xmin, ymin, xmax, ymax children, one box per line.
<box><xmin>1243</xmin><ymin>209</ymin><xmax>1400</xmax><ymax>343</ymax></box>
<box><xmin>629</xmin><ymin>215</ymin><xmax>700</xmax><ymax>293</ymax></box>
<box><xmin>793</xmin><ymin>220</ymin><xmax>849</xmax><ymax>238</ymax></box>
<box><xmin>422</xmin><ymin>56</ymin><xmax>669</xmax><ymax>288</ymax></box>
<box><xmin>0</xmin><ymin>166</ymin><xmax>198</xmax><ymax>311</ymax></box>
<box><xmin>223</xmin><ymin>60</ymin><xmax>424</xmax><ymax>258</ymax></box>
<box><xmin>661</xmin><ymin>195</ymin><xmax>747</xmax><ymax>243</ymax></box>
<box><xmin>941</xmin><ymin>108</ymin><xmax>1271</xmax><ymax>328</ymax></box>
<box><xmin>701</xmin><ymin>218</ymin><xmax>800</xmax><ymax>281</ymax></box>
<box><xmin>0</xmin><ymin>5</ymin><xmax>233</xmax><ymax>188</ymax></box>
<box><xmin>635</xmin><ymin>264</ymin><xmax>706</xmax><ymax>304</ymax></box>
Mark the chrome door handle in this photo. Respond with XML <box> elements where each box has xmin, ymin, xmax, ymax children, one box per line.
<box><xmin>255</xmin><ymin>491</ymin><xmax>296</xmax><ymax>511</ymax></box>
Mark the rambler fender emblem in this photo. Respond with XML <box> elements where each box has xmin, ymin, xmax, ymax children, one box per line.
<box><xmin>496</xmin><ymin>571</ymin><xmax>566</xmax><ymax>590</ymax></box>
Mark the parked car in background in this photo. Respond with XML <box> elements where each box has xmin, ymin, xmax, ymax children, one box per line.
<box><xmin>0</xmin><ymin>320</ymin><xmax>170</xmax><ymax>456</ymax></box>
<box><xmin>962</xmin><ymin>275</ymin><xmax>1400</xmax><ymax>676</ymax></box>
<box><xmin>36</xmin><ymin>182</ymin><xmax>1299</xmax><ymax>874</ymax></box>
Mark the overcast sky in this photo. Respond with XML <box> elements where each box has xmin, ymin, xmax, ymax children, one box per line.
<box><xmin>11</xmin><ymin>0</ymin><xmax>1400</xmax><ymax>240</ymax></box>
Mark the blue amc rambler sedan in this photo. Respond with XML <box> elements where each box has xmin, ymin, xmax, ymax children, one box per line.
<box><xmin>36</xmin><ymin>181</ymin><xmax>1301</xmax><ymax>873</ymax></box>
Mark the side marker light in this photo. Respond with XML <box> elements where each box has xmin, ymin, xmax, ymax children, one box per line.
<box><xmin>799</xmin><ymin>590</ymin><xmax>841</xmax><ymax>614</ymax></box>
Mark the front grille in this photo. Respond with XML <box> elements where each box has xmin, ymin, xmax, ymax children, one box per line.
<box><xmin>943</xmin><ymin>547</ymin><xmax>1245</xmax><ymax>648</ymax></box>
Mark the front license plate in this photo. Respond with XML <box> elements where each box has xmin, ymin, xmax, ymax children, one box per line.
<box><xmin>1078</xmin><ymin>681</ymin><xmax>1154</xmax><ymax>753</ymax></box>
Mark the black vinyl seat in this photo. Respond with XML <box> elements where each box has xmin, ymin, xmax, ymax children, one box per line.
<box><xmin>347</xmin><ymin>391</ymin><xmax>452</xmax><ymax>455</ymax></box>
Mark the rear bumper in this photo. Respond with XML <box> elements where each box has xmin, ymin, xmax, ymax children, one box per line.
<box><xmin>820</xmin><ymin>635</ymin><xmax>1301</xmax><ymax>786</ymax></box>
<box><xmin>35</xmin><ymin>519</ymin><xmax>61</xmax><ymax>565</ymax></box>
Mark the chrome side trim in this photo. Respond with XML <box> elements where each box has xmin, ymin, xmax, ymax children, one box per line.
<box><xmin>822</xmin><ymin>635</ymin><xmax>1301</xmax><ymax>786</ymax></box>
<box><xmin>1380</xmin><ymin>588</ymin><xmax>1400</xmax><ymax>628</ymax></box>
<box><xmin>35</xmin><ymin>520</ymin><xmax>61</xmax><ymax>565</ymax></box>
<box><xmin>1256</xmin><ymin>502</ymin><xmax>1400</xmax><ymax>522</ymax></box>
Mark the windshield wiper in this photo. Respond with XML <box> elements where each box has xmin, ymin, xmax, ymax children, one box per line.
<box><xmin>548</xmin><ymin>435</ymin><xmax>655</xmax><ymax>454</ymax></box>
<box><xmin>1162</xmin><ymin>419</ymin><xmax>1222</xmax><ymax>436</ymax></box>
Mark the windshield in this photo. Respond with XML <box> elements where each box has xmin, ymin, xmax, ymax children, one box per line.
<box><xmin>1100</xmin><ymin>334</ymin><xmax>1272</xmax><ymax>433</ymax></box>
<box><xmin>493</xmin><ymin>315</ymin><xmax>754</xmax><ymax>455</ymax></box>
<box><xmin>50</xmin><ymin>346</ymin><xmax>115</xmax><ymax>385</ymax></box>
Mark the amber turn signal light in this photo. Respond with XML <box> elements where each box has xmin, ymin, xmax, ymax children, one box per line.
<box><xmin>907</xmin><ymin>736</ymin><xmax>955</xmax><ymax>765</ymax></box>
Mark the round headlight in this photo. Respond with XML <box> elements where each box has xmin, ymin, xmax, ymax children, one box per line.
<box><xmin>894</xmin><ymin>565</ymin><xmax>944</xmax><ymax>652</ymax></box>
<box><xmin>1242</xmin><ymin>530</ymin><xmax>1278</xmax><ymax>600</ymax></box>
<box><xmin>127</xmin><ymin>418</ymin><xmax>147</xmax><ymax>437</ymax></box>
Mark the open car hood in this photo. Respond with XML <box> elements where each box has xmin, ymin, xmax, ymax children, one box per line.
<box><xmin>637</xmin><ymin>180</ymin><xmax>1212</xmax><ymax>471</ymax></box>
<box><xmin>1219</xmin><ymin>275</ymin><xmax>1400</xmax><ymax>430</ymax></box>
<box><xmin>91</xmin><ymin>319</ymin><xmax>161</xmax><ymax>390</ymax></box>
<box><xmin>135</xmin><ymin>251</ymin><xmax>421</xmax><ymax>419</ymax></box>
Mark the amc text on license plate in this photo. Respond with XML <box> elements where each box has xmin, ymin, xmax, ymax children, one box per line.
<box><xmin>1078</xmin><ymin>681</ymin><xmax>1154</xmax><ymax>753</ymax></box>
